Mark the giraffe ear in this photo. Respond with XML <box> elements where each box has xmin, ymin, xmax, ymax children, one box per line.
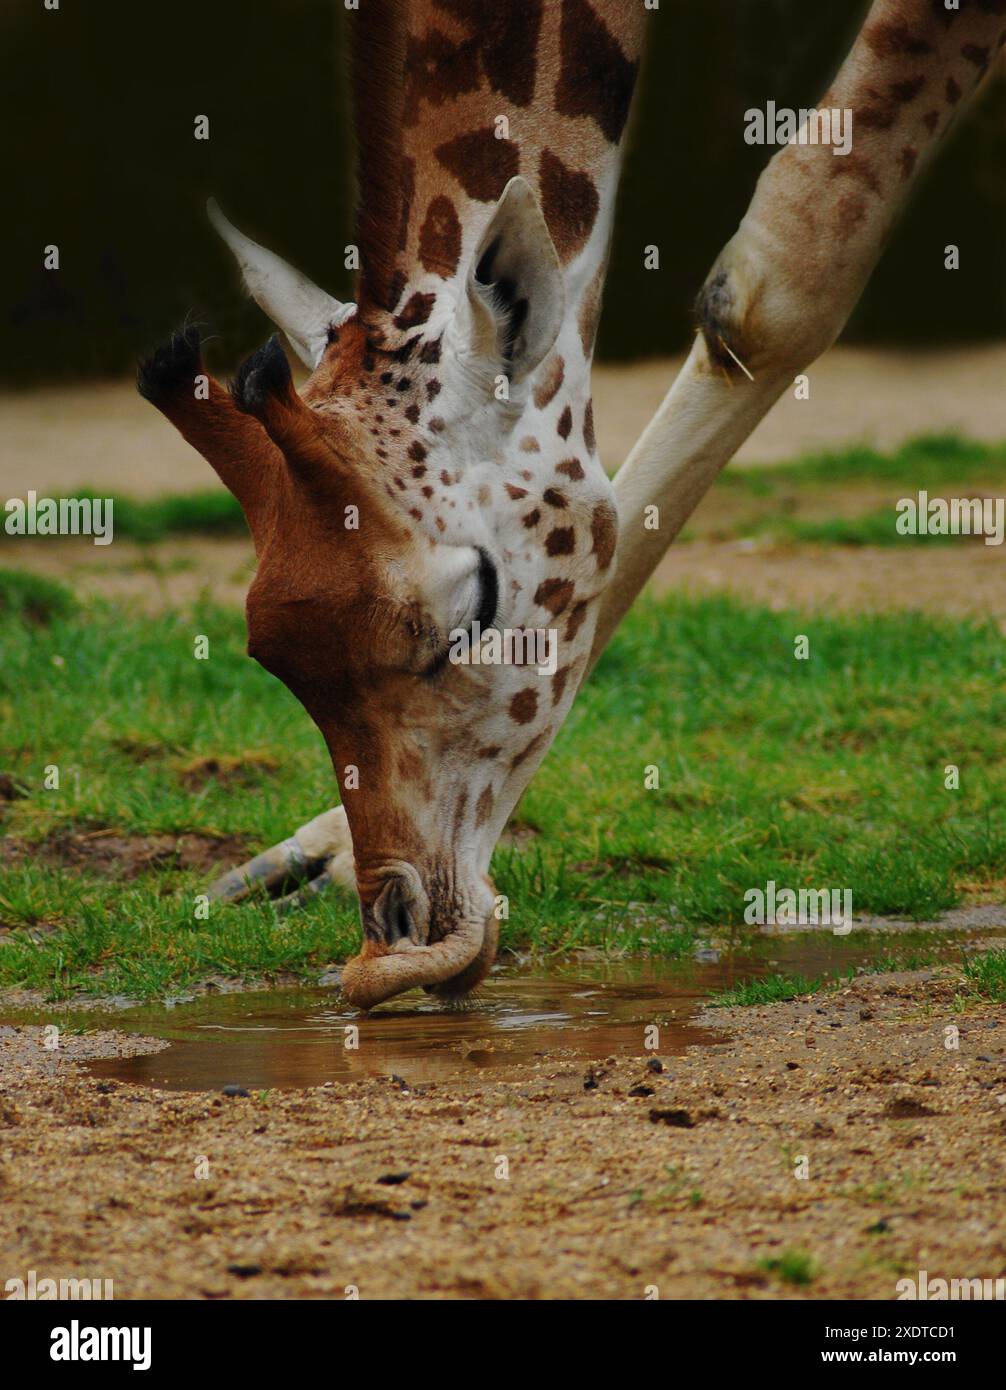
<box><xmin>208</xmin><ymin>200</ymin><xmax>355</xmax><ymax>369</ymax></box>
<box><xmin>466</xmin><ymin>177</ymin><xmax>565</xmax><ymax>384</ymax></box>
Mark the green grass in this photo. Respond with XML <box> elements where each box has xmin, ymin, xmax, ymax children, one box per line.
<box><xmin>0</xmin><ymin>568</ymin><xmax>77</xmax><ymax>623</ymax></box>
<box><xmin>717</xmin><ymin>434</ymin><xmax>1006</xmax><ymax>493</ymax></box>
<box><xmin>961</xmin><ymin>948</ymin><xmax>1006</xmax><ymax>1004</ymax></box>
<box><xmin>757</xmin><ymin>1250</ymin><xmax>818</xmax><ymax>1287</ymax></box>
<box><xmin>707</xmin><ymin>973</ymin><xmax>823</xmax><ymax>1008</ymax></box>
<box><xmin>0</xmin><ymin>490</ymin><xmax>247</xmax><ymax>545</ymax></box>
<box><xmin>0</xmin><ymin>564</ymin><xmax>1004</xmax><ymax>1000</ymax></box>
<box><xmin>699</xmin><ymin>434</ymin><xmax>1006</xmax><ymax>547</ymax></box>
<box><xmin>748</xmin><ymin>510</ymin><xmax>975</xmax><ymax>547</ymax></box>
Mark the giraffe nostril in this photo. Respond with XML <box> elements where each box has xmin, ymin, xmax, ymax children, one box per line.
<box><xmin>370</xmin><ymin>874</ymin><xmax>426</xmax><ymax>947</ymax></box>
<box><xmin>392</xmin><ymin>896</ymin><xmax>413</xmax><ymax>943</ymax></box>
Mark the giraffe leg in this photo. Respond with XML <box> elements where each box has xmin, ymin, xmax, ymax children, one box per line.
<box><xmin>591</xmin><ymin>0</ymin><xmax>1005</xmax><ymax>663</ymax></box>
<box><xmin>208</xmin><ymin>805</ymin><xmax>356</xmax><ymax>903</ymax></box>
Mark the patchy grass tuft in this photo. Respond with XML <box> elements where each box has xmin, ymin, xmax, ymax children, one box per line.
<box><xmin>0</xmin><ymin>580</ymin><xmax>1003</xmax><ymax>998</ymax></box>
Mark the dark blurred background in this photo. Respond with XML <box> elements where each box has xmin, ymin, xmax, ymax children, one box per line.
<box><xmin>3</xmin><ymin>0</ymin><xmax>1004</xmax><ymax>385</ymax></box>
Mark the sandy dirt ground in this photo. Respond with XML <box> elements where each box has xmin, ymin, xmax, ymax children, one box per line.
<box><xmin>651</xmin><ymin>541</ymin><xmax>1006</xmax><ymax>623</ymax></box>
<box><xmin>2</xmin><ymin>343</ymin><xmax>1004</xmax><ymax>499</ymax></box>
<box><xmin>1</xmin><ymin>962</ymin><xmax>1003</xmax><ymax>1300</ymax></box>
<box><xmin>8</xmin><ymin>532</ymin><xmax>1005</xmax><ymax>624</ymax></box>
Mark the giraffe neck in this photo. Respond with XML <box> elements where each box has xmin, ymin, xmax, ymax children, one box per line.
<box><xmin>368</xmin><ymin>0</ymin><xmax>647</xmax><ymax>416</ymax></box>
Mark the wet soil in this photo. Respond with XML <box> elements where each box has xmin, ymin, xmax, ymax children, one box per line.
<box><xmin>1</xmin><ymin>959</ymin><xmax>1003</xmax><ymax>1300</ymax></box>
<box><xmin>0</xmin><ymin>829</ymin><xmax>253</xmax><ymax>881</ymax></box>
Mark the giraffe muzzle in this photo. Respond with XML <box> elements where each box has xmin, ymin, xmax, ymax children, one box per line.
<box><xmin>342</xmin><ymin>866</ymin><xmax>496</xmax><ymax>1009</ymax></box>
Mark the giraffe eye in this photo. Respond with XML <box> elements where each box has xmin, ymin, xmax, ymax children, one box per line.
<box><xmin>473</xmin><ymin>548</ymin><xmax>498</xmax><ymax>631</ymax></box>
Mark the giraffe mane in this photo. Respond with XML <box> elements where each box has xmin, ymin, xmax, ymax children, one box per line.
<box><xmin>346</xmin><ymin>0</ymin><xmax>409</xmax><ymax>314</ymax></box>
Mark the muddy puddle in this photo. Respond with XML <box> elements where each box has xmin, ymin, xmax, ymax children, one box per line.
<box><xmin>2</xmin><ymin>929</ymin><xmax>996</xmax><ymax>1093</ymax></box>
<box><xmin>0</xmin><ymin>930</ymin><xmax>972</xmax><ymax>1093</ymax></box>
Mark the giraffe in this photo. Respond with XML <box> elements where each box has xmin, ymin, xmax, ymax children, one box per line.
<box><xmin>143</xmin><ymin>0</ymin><xmax>1005</xmax><ymax>1009</ymax></box>
<box><xmin>139</xmin><ymin>0</ymin><xmax>647</xmax><ymax>1008</ymax></box>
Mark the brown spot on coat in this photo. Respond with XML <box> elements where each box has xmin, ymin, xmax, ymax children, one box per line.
<box><xmin>506</xmin><ymin>483</ymin><xmax>528</xmax><ymax>500</ymax></box>
<box><xmin>837</xmin><ymin>192</ymin><xmax>868</xmax><ymax>231</ymax></box>
<box><xmin>394</xmin><ymin>292</ymin><xmax>436</xmax><ymax>330</ymax></box>
<box><xmin>899</xmin><ymin>146</ymin><xmax>918</xmax><ymax>180</ymax></box>
<box><xmin>889</xmin><ymin>74</ymin><xmax>927</xmax><ymax>103</ymax></box>
<box><xmin>539</xmin><ymin>149</ymin><xmax>600</xmax><ymax>263</ymax></box>
<box><xmin>590</xmin><ymin>501</ymin><xmax>617</xmax><ymax>570</ymax></box>
<box><xmin>829</xmin><ymin>153</ymin><xmax>882</xmax><ymax>197</ymax></box>
<box><xmin>557</xmin><ymin>405</ymin><xmax>573</xmax><ymax>439</ymax></box>
<box><xmin>523</xmin><ymin>509</ymin><xmax>541</xmax><ymax>528</ymax></box>
<box><xmin>481</xmin><ymin>0</ymin><xmax>544</xmax><ymax>105</ymax></box>
<box><xmin>509</xmin><ymin>688</ymin><xmax>539</xmax><ymax>724</ymax></box>
<box><xmin>511</xmin><ymin>729</ymin><xmax>549</xmax><ymax>771</ymax></box>
<box><xmin>545</xmin><ymin>526</ymin><xmax>575</xmax><ymax>556</ymax></box>
<box><xmin>533</xmin><ymin>354</ymin><xmax>565</xmax><ymax>410</ymax></box>
<box><xmin>856</xmin><ymin>102</ymin><xmax>897</xmax><ymax>131</ymax></box>
<box><xmin>583</xmin><ymin>400</ymin><xmax>596</xmax><ymax>453</ymax></box>
<box><xmin>961</xmin><ymin>43</ymin><xmax>991</xmax><ymax>69</ymax></box>
<box><xmin>419</xmin><ymin>195</ymin><xmax>463</xmax><ymax>278</ymax></box>
<box><xmin>555</xmin><ymin>0</ymin><xmax>640</xmax><ymax>144</ymax></box>
<box><xmin>543</xmin><ymin>488</ymin><xmax>567</xmax><ymax>509</ymax></box>
<box><xmin>534</xmin><ymin>578</ymin><xmax>575</xmax><ymax>616</ymax></box>
<box><xmin>579</xmin><ymin>262</ymin><xmax>605</xmax><ymax>355</ymax></box>
<box><xmin>552</xmin><ymin>666</ymin><xmax>571</xmax><ymax>705</ymax></box>
<box><xmin>564</xmin><ymin>601</ymin><xmax>589</xmax><ymax>641</ymax></box>
<box><xmin>557</xmin><ymin>458</ymin><xmax>584</xmax><ymax>480</ymax></box>
<box><xmin>474</xmin><ymin>784</ymin><xmax>495</xmax><ymax>828</ymax></box>
<box><xmin>435</xmin><ymin>0</ymin><xmax>545</xmax><ymax>106</ymax></box>
<box><xmin>436</xmin><ymin>128</ymin><xmax>519</xmax><ymax>202</ymax></box>
<box><xmin>520</xmin><ymin>436</ymin><xmax>541</xmax><ymax>453</ymax></box>
<box><xmin>946</xmin><ymin>75</ymin><xmax>962</xmax><ymax>104</ymax></box>
<box><xmin>404</xmin><ymin>28</ymin><xmax>480</xmax><ymax>126</ymax></box>
<box><xmin>865</xmin><ymin>22</ymin><xmax>934</xmax><ymax>58</ymax></box>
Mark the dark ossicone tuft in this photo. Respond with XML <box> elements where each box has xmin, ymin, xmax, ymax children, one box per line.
<box><xmin>230</xmin><ymin>334</ymin><xmax>292</xmax><ymax>415</ymax></box>
<box><xmin>136</xmin><ymin>323</ymin><xmax>202</xmax><ymax>404</ymax></box>
<box><xmin>345</xmin><ymin>0</ymin><xmax>408</xmax><ymax>312</ymax></box>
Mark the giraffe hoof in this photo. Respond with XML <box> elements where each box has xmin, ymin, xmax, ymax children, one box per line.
<box><xmin>207</xmin><ymin>837</ymin><xmax>319</xmax><ymax>903</ymax></box>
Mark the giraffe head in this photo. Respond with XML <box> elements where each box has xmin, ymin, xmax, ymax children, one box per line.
<box><xmin>140</xmin><ymin>179</ymin><xmax>616</xmax><ymax>1008</ymax></box>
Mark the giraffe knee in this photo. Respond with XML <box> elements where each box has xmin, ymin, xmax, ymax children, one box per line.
<box><xmin>694</xmin><ymin>266</ymin><xmax>754</xmax><ymax>378</ymax></box>
<box><xmin>695</xmin><ymin>234</ymin><xmax>843</xmax><ymax>383</ymax></box>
